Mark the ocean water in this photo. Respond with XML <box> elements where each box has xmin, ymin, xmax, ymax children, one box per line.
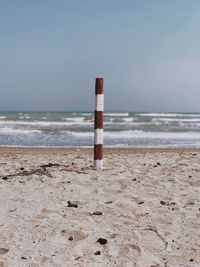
<box><xmin>0</xmin><ymin>111</ymin><xmax>200</xmax><ymax>148</ymax></box>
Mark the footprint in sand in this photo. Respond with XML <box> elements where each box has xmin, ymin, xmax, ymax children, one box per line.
<box><xmin>138</xmin><ymin>227</ymin><xmax>168</xmax><ymax>251</ymax></box>
<box><xmin>109</xmin><ymin>243</ymin><xmax>141</xmax><ymax>265</ymax></box>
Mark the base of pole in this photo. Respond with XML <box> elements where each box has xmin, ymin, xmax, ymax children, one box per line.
<box><xmin>94</xmin><ymin>160</ymin><xmax>103</xmax><ymax>170</ymax></box>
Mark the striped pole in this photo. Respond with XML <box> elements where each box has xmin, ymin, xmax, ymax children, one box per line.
<box><xmin>94</xmin><ymin>78</ymin><xmax>104</xmax><ymax>169</ymax></box>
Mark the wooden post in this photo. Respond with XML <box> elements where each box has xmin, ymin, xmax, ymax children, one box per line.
<box><xmin>94</xmin><ymin>78</ymin><xmax>104</xmax><ymax>169</ymax></box>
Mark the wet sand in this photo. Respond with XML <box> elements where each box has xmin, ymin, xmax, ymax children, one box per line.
<box><xmin>0</xmin><ymin>148</ymin><xmax>200</xmax><ymax>267</ymax></box>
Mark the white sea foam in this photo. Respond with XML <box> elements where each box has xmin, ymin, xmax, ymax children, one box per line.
<box><xmin>121</xmin><ymin>118</ymin><xmax>134</xmax><ymax>122</ymax></box>
<box><xmin>138</xmin><ymin>113</ymin><xmax>200</xmax><ymax>117</ymax></box>
<box><xmin>0</xmin><ymin>120</ymin><xmax>92</xmax><ymax>127</ymax></box>
<box><xmin>80</xmin><ymin>113</ymin><xmax>93</xmax><ymax>116</ymax></box>
<box><xmin>0</xmin><ymin>116</ymin><xmax>7</xmax><ymax>119</ymax></box>
<box><xmin>65</xmin><ymin>130</ymin><xmax>200</xmax><ymax>140</ymax></box>
<box><xmin>106</xmin><ymin>130</ymin><xmax>200</xmax><ymax>139</ymax></box>
<box><xmin>62</xmin><ymin>117</ymin><xmax>85</xmax><ymax>122</ymax></box>
<box><xmin>105</xmin><ymin>113</ymin><xmax>129</xmax><ymax>117</ymax></box>
<box><xmin>0</xmin><ymin>127</ymin><xmax>41</xmax><ymax>134</ymax></box>
<box><xmin>152</xmin><ymin>118</ymin><xmax>200</xmax><ymax>123</ymax></box>
<box><xmin>19</xmin><ymin>115</ymin><xmax>31</xmax><ymax>119</ymax></box>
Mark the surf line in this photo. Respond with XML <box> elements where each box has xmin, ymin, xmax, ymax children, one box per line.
<box><xmin>94</xmin><ymin>78</ymin><xmax>104</xmax><ymax>169</ymax></box>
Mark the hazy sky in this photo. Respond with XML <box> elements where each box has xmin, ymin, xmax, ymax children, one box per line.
<box><xmin>1</xmin><ymin>0</ymin><xmax>200</xmax><ymax>112</ymax></box>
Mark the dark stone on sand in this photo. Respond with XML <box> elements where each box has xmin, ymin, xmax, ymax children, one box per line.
<box><xmin>67</xmin><ymin>201</ymin><xmax>78</xmax><ymax>208</ymax></box>
<box><xmin>132</xmin><ymin>178</ymin><xmax>137</xmax><ymax>181</ymax></box>
<box><xmin>2</xmin><ymin>177</ymin><xmax>7</xmax><ymax>180</ymax></box>
<box><xmin>160</xmin><ymin>201</ymin><xmax>167</xmax><ymax>205</ymax></box>
<box><xmin>95</xmin><ymin>251</ymin><xmax>101</xmax><ymax>255</ymax></box>
<box><xmin>138</xmin><ymin>201</ymin><xmax>144</xmax><ymax>205</ymax></box>
<box><xmin>20</xmin><ymin>167</ymin><xmax>25</xmax><ymax>171</ymax></box>
<box><xmin>154</xmin><ymin>162</ymin><xmax>161</xmax><ymax>168</ymax></box>
<box><xmin>190</xmin><ymin>259</ymin><xmax>194</xmax><ymax>262</ymax></box>
<box><xmin>21</xmin><ymin>257</ymin><xmax>27</xmax><ymax>260</ymax></box>
<box><xmin>105</xmin><ymin>201</ymin><xmax>113</xmax><ymax>204</ymax></box>
<box><xmin>68</xmin><ymin>236</ymin><xmax>73</xmax><ymax>241</ymax></box>
<box><xmin>92</xmin><ymin>211</ymin><xmax>103</xmax><ymax>216</ymax></box>
<box><xmin>97</xmin><ymin>238</ymin><xmax>107</xmax><ymax>245</ymax></box>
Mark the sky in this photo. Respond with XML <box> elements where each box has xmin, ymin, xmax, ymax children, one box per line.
<box><xmin>0</xmin><ymin>0</ymin><xmax>200</xmax><ymax>112</ymax></box>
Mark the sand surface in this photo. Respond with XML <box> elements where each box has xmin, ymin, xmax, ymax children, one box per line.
<box><xmin>0</xmin><ymin>148</ymin><xmax>200</xmax><ymax>267</ymax></box>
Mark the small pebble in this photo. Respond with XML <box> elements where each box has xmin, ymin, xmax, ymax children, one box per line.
<box><xmin>92</xmin><ymin>211</ymin><xmax>103</xmax><ymax>216</ymax></box>
<box><xmin>138</xmin><ymin>201</ymin><xmax>144</xmax><ymax>205</ymax></box>
<box><xmin>97</xmin><ymin>238</ymin><xmax>107</xmax><ymax>245</ymax></box>
<box><xmin>105</xmin><ymin>201</ymin><xmax>112</xmax><ymax>204</ymax></box>
<box><xmin>67</xmin><ymin>201</ymin><xmax>78</xmax><ymax>208</ymax></box>
<box><xmin>68</xmin><ymin>236</ymin><xmax>73</xmax><ymax>241</ymax></box>
<box><xmin>95</xmin><ymin>251</ymin><xmax>101</xmax><ymax>255</ymax></box>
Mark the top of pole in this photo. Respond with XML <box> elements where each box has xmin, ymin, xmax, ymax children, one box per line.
<box><xmin>95</xmin><ymin>78</ymin><xmax>104</xmax><ymax>95</ymax></box>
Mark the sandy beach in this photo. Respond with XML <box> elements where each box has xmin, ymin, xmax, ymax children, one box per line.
<box><xmin>0</xmin><ymin>148</ymin><xmax>200</xmax><ymax>267</ymax></box>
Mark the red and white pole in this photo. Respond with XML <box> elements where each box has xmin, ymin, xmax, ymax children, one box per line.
<box><xmin>94</xmin><ymin>78</ymin><xmax>104</xmax><ymax>169</ymax></box>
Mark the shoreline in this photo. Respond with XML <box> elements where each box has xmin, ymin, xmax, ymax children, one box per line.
<box><xmin>0</xmin><ymin>146</ymin><xmax>200</xmax><ymax>154</ymax></box>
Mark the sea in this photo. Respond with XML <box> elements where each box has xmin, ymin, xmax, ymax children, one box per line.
<box><xmin>0</xmin><ymin>111</ymin><xmax>200</xmax><ymax>148</ymax></box>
